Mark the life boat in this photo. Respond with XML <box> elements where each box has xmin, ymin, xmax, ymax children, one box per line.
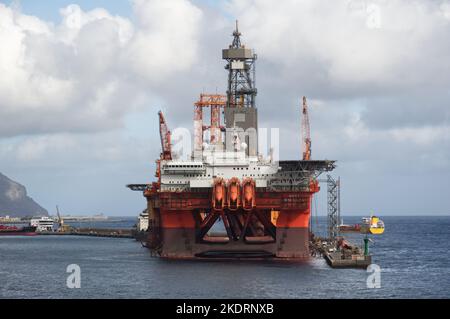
<box><xmin>241</xmin><ymin>178</ymin><xmax>256</xmax><ymax>211</ymax></box>
<box><xmin>212</xmin><ymin>178</ymin><xmax>226</xmax><ymax>211</ymax></box>
<box><xmin>227</xmin><ymin>177</ymin><xmax>241</xmax><ymax>211</ymax></box>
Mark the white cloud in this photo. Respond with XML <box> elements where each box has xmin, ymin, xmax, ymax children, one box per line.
<box><xmin>226</xmin><ymin>0</ymin><xmax>450</xmax><ymax>91</ymax></box>
<box><xmin>2</xmin><ymin>131</ymin><xmax>155</xmax><ymax>168</ymax></box>
<box><xmin>58</xmin><ymin>4</ymin><xmax>134</xmax><ymax>46</ymax></box>
<box><xmin>0</xmin><ymin>0</ymin><xmax>202</xmax><ymax>137</ymax></box>
<box><xmin>390</xmin><ymin>126</ymin><xmax>450</xmax><ymax>146</ymax></box>
<box><xmin>126</xmin><ymin>0</ymin><xmax>203</xmax><ymax>80</ymax></box>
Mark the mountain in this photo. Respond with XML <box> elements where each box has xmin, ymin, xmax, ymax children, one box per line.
<box><xmin>0</xmin><ymin>172</ymin><xmax>48</xmax><ymax>217</ymax></box>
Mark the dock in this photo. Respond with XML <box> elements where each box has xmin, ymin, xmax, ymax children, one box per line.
<box><xmin>323</xmin><ymin>250</ymin><xmax>372</xmax><ymax>268</ymax></box>
<box><xmin>39</xmin><ymin>228</ymin><xmax>133</xmax><ymax>239</ymax></box>
<box><xmin>311</xmin><ymin>238</ymin><xmax>372</xmax><ymax>269</ymax></box>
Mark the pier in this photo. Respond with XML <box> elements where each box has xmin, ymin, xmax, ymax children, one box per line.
<box><xmin>39</xmin><ymin>228</ymin><xmax>133</xmax><ymax>239</ymax></box>
<box><xmin>323</xmin><ymin>250</ymin><xmax>372</xmax><ymax>268</ymax></box>
<box><xmin>310</xmin><ymin>238</ymin><xmax>372</xmax><ymax>268</ymax></box>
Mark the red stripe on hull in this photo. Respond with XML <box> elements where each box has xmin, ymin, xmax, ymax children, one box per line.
<box><xmin>0</xmin><ymin>232</ymin><xmax>37</xmax><ymax>236</ymax></box>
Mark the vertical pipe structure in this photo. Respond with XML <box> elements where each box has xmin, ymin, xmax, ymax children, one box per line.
<box><xmin>210</xmin><ymin>104</ymin><xmax>221</xmax><ymax>145</ymax></box>
<box><xmin>194</xmin><ymin>101</ymin><xmax>203</xmax><ymax>159</ymax></box>
<box><xmin>195</xmin><ymin>94</ymin><xmax>226</xmax><ymax>150</ymax></box>
<box><xmin>337</xmin><ymin>177</ymin><xmax>341</xmax><ymax>238</ymax></box>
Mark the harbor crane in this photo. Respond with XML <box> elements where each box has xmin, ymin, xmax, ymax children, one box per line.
<box><xmin>302</xmin><ymin>96</ymin><xmax>311</xmax><ymax>160</ymax></box>
<box><xmin>56</xmin><ymin>205</ymin><xmax>71</xmax><ymax>233</ymax></box>
<box><xmin>56</xmin><ymin>205</ymin><xmax>62</xmax><ymax>229</ymax></box>
<box><xmin>158</xmin><ymin>111</ymin><xmax>172</xmax><ymax>160</ymax></box>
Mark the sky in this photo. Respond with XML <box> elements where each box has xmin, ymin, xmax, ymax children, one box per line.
<box><xmin>0</xmin><ymin>0</ymin><xmax>449</xmax><ymax>216</ymax></box>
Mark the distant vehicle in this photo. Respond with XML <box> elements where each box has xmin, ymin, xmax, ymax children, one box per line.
<box><xmin>0</xmin><ymin>224</ymin><xmax>37</xmax><ymax>236</ymax></box>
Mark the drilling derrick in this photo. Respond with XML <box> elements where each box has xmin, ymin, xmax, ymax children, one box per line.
<box><xmin>223</xmin><ymin>21</ymin><xmax>258</xmax><ymax>157</ymax></box>
<box><xmin>127</xmin><ymin>24</ymin><xmax>335</xmax><ymax>261</ymax></box>
<box><xmin>223</xmin><ymin>21</ymin><xmax>257</xmax><ymax>109</ymax></box>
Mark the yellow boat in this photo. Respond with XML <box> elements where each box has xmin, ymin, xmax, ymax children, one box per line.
<box><xmin>361</xmin><ymin>216</ymin><xmax>385</xmax><ymax>235</ymax></box>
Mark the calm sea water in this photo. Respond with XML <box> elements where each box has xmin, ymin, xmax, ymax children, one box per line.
<box><xmin>0</xmin><ymin>216</ymin><xmax>449</xmax><ymax>299</ymax></box>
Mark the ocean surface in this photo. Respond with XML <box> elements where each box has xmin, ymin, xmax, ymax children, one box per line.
<box><xmin>1</xmin><ymin>216</ymin><xmax>449</xmax><ymax>299</ymax></box>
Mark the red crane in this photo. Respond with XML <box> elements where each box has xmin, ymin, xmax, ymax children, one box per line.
<box><xmin>158</xmin><ymin>111</ymin><xmax>172</xmax><ymax>160</ymax></box>
<box><xmin>302</xmin><ymin>96</ymin><xmax>311</xmax><ymax>160</ymax></box>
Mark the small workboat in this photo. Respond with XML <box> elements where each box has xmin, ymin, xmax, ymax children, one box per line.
<box><xmin>360</xmin><ymin>216</ymin><xmax>385</xmax><ymax>235</ymax></box>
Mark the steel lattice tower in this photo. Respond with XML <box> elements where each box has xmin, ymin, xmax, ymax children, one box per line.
<box><xmin>223</xmin><ymin>21</ymin><xmax>257</xmax><ymax>109</ymax></box>
<box><xmin>327</xmin><ymin>175</ymin><xmax>341</xmax><ymax>241</ymax></box>
<box><xmin>222</xmin><ymin>21</ymin><xmax>259</xmax><ymax>157</ymax></box>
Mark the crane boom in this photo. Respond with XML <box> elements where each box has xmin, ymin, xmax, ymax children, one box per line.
<box><xmin>56</xmin><ymin>205</ymin><xmax>61</xmax><ymax>223</ymax></box>
<box><xmin>158</xmin><ymin>111</ymin><xmax>172</xmax><ymax>160</ymax></box>
<box><xmin>56</xmin><ymin>205</ymin><xmax>65</xmax><ymax>229</ymax></box>
<box><xmin>302</xmin><ymin>96</ymin><xmax>311</xmax><ymax>160</ymax></box>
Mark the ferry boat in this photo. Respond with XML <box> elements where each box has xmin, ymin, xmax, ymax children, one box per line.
<box><xmin>30</xmin><ymin>216</ymin><xmax>55</xmax><ymax>232</ymax></box>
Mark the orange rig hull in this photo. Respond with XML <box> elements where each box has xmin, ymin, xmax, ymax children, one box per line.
<box><xmin>142</xmin><ymin>186</ymin><xmax>318</xmax><ymax>260</ymax></box>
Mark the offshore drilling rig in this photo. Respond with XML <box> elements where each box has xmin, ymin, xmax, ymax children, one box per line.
<box><xmin>128</xmin><ymin>23</ymin><xmax>335</xmax><ymax>260</ymax></box>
